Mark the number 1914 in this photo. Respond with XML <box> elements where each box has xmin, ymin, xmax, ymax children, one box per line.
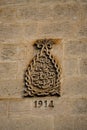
<box><xmin>34</xmin><ymin>100</ymin><xmax>54</xmax><ymax>108</ymax></box>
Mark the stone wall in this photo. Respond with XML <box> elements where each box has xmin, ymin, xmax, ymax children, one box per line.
<box><xmin>0</xmin><ymin>0</ymin><xmax>87</xmax><ymax>130</ymax></box>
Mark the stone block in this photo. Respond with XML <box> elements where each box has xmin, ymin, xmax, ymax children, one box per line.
<box><xmin>38</xmin><ymin>21</ymin><xmax>78</xmax><ymax>38</ymax></box>
<box><xmin>0</xmin><ymin>24</ymin><xmax>24</xmax><ymax>43</ymax></box>
<box><xmin>30</xmin><ymin>97</ymin><xmax>87</xmax><ymax>117</ymax></box>
<box><xmin>80</xmin><ymin>58</ymin><xmax>87</xmax><ymax>74</ymax></box>
<box><xmin>0</xmin><ymin>62</ymin><xmax>17</xmax><ymax>80</ymax></box>
<box><xmin>0</xmin><ymin>0</ymin><xmax>20</xmax><ymax>5</ymax></box>
<box><xmin>54</xmin><ymin>115</ymin><xmax>87</xmax><ymax>130</ymax></box>
<box><xmin>0</xmin><ymin>6</ymin><xmax>16</xmax><ymax>23</ymax></box>
<box><xmin>82</xmin><ymin>4</ymin><xmax>87</xmax><ymax>19</ymax></box>
<box><xmin>36</xmin><ymin>5</ymin><xmax>53</xmax><ymax>21</ymax></box>
<box><xmin>0</xmin><ymin>101</ymin><xmax>8</xmax><ymax>117</ymax></box>
<box><xmin>8</xmin><ymin>99</ymin><xmax>32</xmax><ymax>117</ymax></box>
<box><xmin>73</xmin><ymin>116</ymin><xmax>87</xmax><ymax>130</ymax></box>
<box><xmin>37</xmin><ymin>0</ymin><xmax>59</xmax><ymax>5</ymax></box>
<box><xmin>23</xmin><ymin>22</ymin><xmax>38</xmax><ymax>40</ymax></box>
<box><xmin>0</xmin><ymin>79</ymin><xmax>23</xmax><ymax>98</ymax></box>
<box><xmin>17</xmin><ymin>45</ymin><xmax>26</xmax><ymax>61</ymax></box>
<box><xmin>63</xmin><ymin>58</ymin><xmax>78</xmax><ymax>76</ymax></box>
<box><xmin>72</xmin><ymin>98</ymin><xmax>87</xmax><ymax>114</ymax></box>
<box><xmin>17</xmin><ymin>61</ymin><xmax>27</xmax><ymax>79</ymax></box>
<box><xmin>0</xmin><ymin>44</ymin><xmax>27</xmax><ymax>61</ymax></box>
<box><xmin>0</xmin><ymin>118</ymin><xmax>9</xmax><ymax>130</ymax></box>
<box><xmin>8</xmin><ymin>116</ymin><xmax>53</xmax><ymax>130</ymax></box>
<box><xmin>78</xmin><ymin>20</ymin><xmax>87</xmax><ymax>37</ymax></box>
<box><xmin>37</xmin><ymin>0</ymin><xmax>87</xmax><ymax>5</ymax></box>
<box><xmin>0</xmin><ymin>0</ymin><xmax>36</xmax><ymax>6</ymax></box>
<box><xmin>53</xmin><ymin>3</ymin><xmax>80</xmax><ymax>22</ymax></box>
<box><xmin>16</xmin><ymin>5</ymin><xmax>38</xmax><ymax>21</ymax></box>
<box><xmin>31</xmin><ymin>97</ymin><xmax>72</xmax><ymax>116</ymax></box>
<box><xmin>62</xmin><ymin>77</ymin><xmax>87</xmax><ymax>96</ymax></box>
<box><xmin>64</xmin><ymin>39</ymin><xmax>87</xmax><ymax>57</ymax></box>
<box><xmin>0</xmin><ymin>44</ymin><xmax>18</xmax><ymax>61</ymax></box>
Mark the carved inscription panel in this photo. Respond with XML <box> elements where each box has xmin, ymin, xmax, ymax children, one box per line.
<box><xmin>24</xmin><ymin>39</ymin><xmax>61</xmax><ymax>97</ymax></box>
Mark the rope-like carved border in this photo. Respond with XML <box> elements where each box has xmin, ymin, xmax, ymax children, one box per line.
<box><xmin>24</xmin><ymin>39</ymin><xmax>61</xmax><ymax>97</ymax></box>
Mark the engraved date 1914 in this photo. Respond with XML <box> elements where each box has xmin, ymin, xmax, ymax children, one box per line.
<box><xmin>34</xmin><ymin>100</ymin><xmax>54</xmax><ymax>108</ymax></box>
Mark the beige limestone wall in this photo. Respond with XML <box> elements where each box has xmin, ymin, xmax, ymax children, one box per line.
<box><xmin>0</xmin><ymin>0</ymin><xmax>87</xmax><ymax>130</ymax></box>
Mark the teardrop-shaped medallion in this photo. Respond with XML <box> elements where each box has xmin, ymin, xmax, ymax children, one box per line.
<box><xmin>24</xmin><ymin>39</ymin><xmax>61</xmax><ymax>97</ymax></box>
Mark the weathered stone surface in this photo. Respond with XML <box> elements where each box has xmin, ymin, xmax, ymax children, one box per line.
<box><xmin>0</xmin><ymin>62</ymin><xmax>17</xmax><ymax>80</ymax></box>
<box><xmin>0</xmin><ymin>44</ymin><xmax>17</xmax><ymax>61</ymax></box>
<box><xmin>17</xmin><ymin>61</ymin><xmax>27</xmax><ymax>79</ymax></box>
<box><xmin>63</xmin><ymin>58</ymin><xmax>78</xmax><ymax>76</ymax></box>
<box><xmin>53</xmin><ymin>3</ymin><xmax>80</xmax><ymax>22</ymax></box>
<box><xmin>16</xmin><ymin>5</ymin><xmax>38</xmax><ymax>21</ymax></box>
<box><xmin>36</xmin><ymin>5</ymin><xmax>53</xmax><ymax>21</ymax></box>
<box><xmin>0</xmin><ymin>118</ymin><xmax>9</xmax><ymax>130</ymax></box>
<box><xmin>0</xmin><ymin>101</ymin><xmax>8</xmax><ymax>117</ymax></box>
<box><xmin>0</xmin><ymin>0</ymin><xmax>36</xmax><ymax>6</ymax></box>
<box><xmin>0</xmin><ymin>44</ymin><xmax>27</xmax><ymax>62</ymax></box>
<box><xmin>78</xmin><ymin>20</ymin><xmax>87</xmax><ymax>37</ymax></box>
<box><xmin>80</xmin><ymin>58</ymin><xmax>87</xmax><ymax>74</ymax></box>
<box><xmin>0</xmin><ymin>116</ymin><xmax>53</xmax><ymax>130</ymax></box>
<box><xmin>8</xmin><ymin>99</ymin><xmax>32</xmax><ymax>117</ymax></box>
<box><xmin>0</xmin><ymin>24</ymin><xmax>24</xmax><ymax>43</ymax></box>
<box><xmin>17</xmin><ymin>45</ymin><xmax>27</xmax><ymax>61</ymax></box>
<box><xmin>0</xmin><ymin>79</ymin><xmax>23</xmax><ymax>97</ymax></box>
<box><xmin>64</xmin><ymin>39</ymin><xmax>87</xmax><ymax>57</ymax></box>
<box><xmin>0</xmin><ymin>6</ymin><xmax>16</xmax><ymax>23</ymax></box>
<box><xmin>29</xmin><ymin>97</ymin><xmax>87</xmax><ymax>117</ymax></box>
<box><xmin>54</xmin><ymin>115</ymin><xmax>87</xmax><ymax>130</ymax></box>
<box><xmin>73</xmin><ymin>116</ymin><xmax>87</xmax><ymax>130</ymax></box>
<box><xmin>37</xmin><ymin>0</ymin><xmax>83</xmax><ymax>5</ymax></box>
<box><xmin>24</xmin><ymin>23</ymin><xmax>38</xmax><ymax>40</ymax></box>
<box><xmin>8</xmin><ymin>116</ymin><xmax>53</xmax><ymax>130</ymax></box>
<box><xmin>82</xmin><ymin>4</ymin><xmax>87</xmax><ymax>19</ymax></box>
<box><xmin>38</xmin><ymin>21</ymin><xmax>78</xmax><ymax>38</ymax></box>
<box><xmin>62</xmin><ymin>77</ymin><xmax>87</xmax><ymax>96</ymax></box>
<box><xmin>72</xmin><ymin>98</ymin><xmax>87</xmax><ymax>114</ymax></box>
<box><xmin>0</xmin><ymin>0</ymin><xmax>86</xmax><ymax>129</ymax></box>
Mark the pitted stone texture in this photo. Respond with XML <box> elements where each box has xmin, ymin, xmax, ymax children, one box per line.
<box><xmin>64</xmin><ymin>39</ymin><xmax>87</xmax><ymax>57</ymax></box>
<box><xmin>16</xmin><ymin>5</ymin><xmax>38</xmax><ymax>21</ymax></box>
<box><xmin>0</xmin><ymin>44</ymin><xmax>17</xmax><ymax>61</ymax></box>
<box><xmin>8</xmin><ymin>116</ymin><xmax>53</xmax><ymax>130</ymax></box>
<box><xmin>53</xmin><ymin>3</ymin><xmax>80</xmax><ymax>22</ymax></box>
<box><xmin>0</xmin><ymin>6</ymin><xmax>17</xmax><ymax>23</ymax></box>
<box><xmin>8</xmin><ymin>99</ymin><xmax>32</xmax><ymax>117</ymax></box>
<box><xmin>0</xmin><ymin>79</ymin><xmax>23</xmax><ymax>98</ymax></box>
<box><xmin>28</xmin><ymin>97</ymin><xmax>87</xmax><ymax>117</ymax></box>
<box><xmin>0</xmin><ymin>101</ymin><xmax>8</xmax><ymax>117</ymax></box>
<box><xmin>0</xmin><ymin>116</ymin><xmax>53</xmax><ymax>130</ymax></box>
<box><xmin>0</xmin><ymin>118</ymin><xmax>9</xmax><ymax>130</ymax></box>
<box><xmin>37</xmin><ymin>0</ymin><xmax>86</xmax><ymax>4</ymax></box>
<box><xmin>78</xmin><ymin>20</ymin><xmax>87</xmax><ymax>37</ymax></box>
<box><xmin>0</xmin><ymin>62</ymin><xmax>17</xmax><ymax>80</ymax></box>
<box><xmin>62</xmin><ymin>77</ymin><xmax>87</xmax><ymax>96</ymax></box>
<box><xmin>23</xmin><ymin>22</ymin><xmax>38</xmax><ymax>40</ymax></box>
<box><xmin>63</xmin><ymin>58</ymin><xmax>78</xmax><ymax>76</ymax></box>
<box><xmin>0</xmin><ymin>0</ymin><xmax>36</xmax><ymax>6</ymax></box>
<box><xmin>38</xmin><ymin>21</ymin><xmax>78</xmax><ymax>38</ymax></box>
<box><xmin>80</xmin><ymin>58</ymin><xmax>87</xmax><ymax>74</ymax></box>
<box><xmin>0</xmin><ymin>24</ymin><xmax>24</xmax><ymax>43</ymax></box>
<box><xmin>54</xmin><ymin>115</ymin><xmax>87</xmax><ymax>130</ymax></box>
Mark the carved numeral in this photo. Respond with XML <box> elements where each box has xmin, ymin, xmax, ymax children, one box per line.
<box><xmin>34</xmin><ymin>100</ymin><xmax>54</xmax><ymax>108</ymax></box>
<box><xmin>48</xmin><ymin>100</ymin><xmax>54</xmax><ymax>107</ymax></box>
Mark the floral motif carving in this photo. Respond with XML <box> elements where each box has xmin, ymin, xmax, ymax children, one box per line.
<box><xmin>24</xmin><ymin>39</ymin><xmax>61</xmax><ymax>97</ymax></box>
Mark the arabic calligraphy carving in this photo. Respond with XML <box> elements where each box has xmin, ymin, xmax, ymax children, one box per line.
<box><xmin>24</xmin><ymin>39</ymin><xmax>61</xmax><ymax>97</ymax></box>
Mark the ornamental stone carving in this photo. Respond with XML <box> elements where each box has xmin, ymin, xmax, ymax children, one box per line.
<box><xmin>24</xmin><ymin>39</ymin><xmax>61</xmax><ymax>97</ymax></box>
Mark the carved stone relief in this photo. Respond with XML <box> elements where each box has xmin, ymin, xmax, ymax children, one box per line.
<box><xmin>24</xmin><ymin>39</ymin><xmax>61</xmax><ymax>97</ymax></box>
